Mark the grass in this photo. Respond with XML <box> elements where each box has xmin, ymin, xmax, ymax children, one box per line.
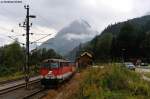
<box><xmin>143</xmin><ymin>72</ymin><xmax>150</xmax><ymax>78</ymax></box>
<box><xmin>0</xmin><ymin>71</ymin><xmax>24</xmax><ymax>82</ymax></box>
<box><xmin>69</xmin><ymin>63</ymin><xmax>150</xmax><ymax>99</ymax></box>
<box><xmin>0</xmin><ymin>64</ymin><xmax>40</xmax><ymax>82</ymax></box>
<box><xmin>0</xmin><ymin>69</ymin><xmax>39</xmax><ymax>82</ymax></box>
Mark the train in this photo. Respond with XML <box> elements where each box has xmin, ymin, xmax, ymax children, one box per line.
<box><xmin>40</xmin><ymin>59</ymin><xmax>76</xmax><ymax>87</ymax></box>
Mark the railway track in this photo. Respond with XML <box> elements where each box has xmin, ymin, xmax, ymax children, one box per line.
<box><xmin>23</xmin><ymin>88</ymin><xmax>46</xmax><ymax>99</ymax></box>
<box><xmin>0</xmin><ymin>75</ymin><xmax>39</xmax><ymax>85</ymax></box>
<box><xmin>0</xmin><ymin>74</ymin><xmax>76</xmax><ymax>99</ymax></box>
<box><xmin>22</xmin><ymin>77</ymin><xmax>74</xmax><ymax>99</ymax></box>
<box><xmin>0</xmin><ymin>77</ymin><xmax>41</xmax><ymax>95</ymax></box>
<box><xmin>0</xmin><ymin>77</ymin><xmax>24</xmax><ymax>85</ymax></box>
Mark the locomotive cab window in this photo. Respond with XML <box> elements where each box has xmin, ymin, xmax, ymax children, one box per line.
<box><xmin>42</xmin><ymin>62</ymin><xmax>50</xmax><ymax>68</ymax></box>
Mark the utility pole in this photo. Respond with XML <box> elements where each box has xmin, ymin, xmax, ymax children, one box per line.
<box><xmin>19</xmin><ymin>5</ymin><xmax>36</xmax><ymax>89</ymax></box>
<box><xmin>25</xmin><ymin>5</ymin><xmax>30</xmax><ymax>89</ymax></box>
<box><xmin>122</xmin><ymin>48</ymin><xmax>126</xmax><ymax>63</ymax></box>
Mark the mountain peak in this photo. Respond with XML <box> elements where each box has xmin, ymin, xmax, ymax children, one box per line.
<box><xmin>39</xmin><ymin>19</ymin><xmax>98</xmax><ymax>55</ymax></box>
<box><xmin>70</xmin><ymin>19</ymin><xmax>91</xmax><ymax>28</ymax></box>
<box><xmin>57</xmin><ymin>19</ymin><xmax>93</xmax><ymax>36</ymax></box>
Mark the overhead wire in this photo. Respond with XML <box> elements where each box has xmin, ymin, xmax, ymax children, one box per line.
<box><xmin>22</xmin><ymin>5</ymin><xmax>56</xmax><ymax>45</ymax></box>
<box><xmin>7</xmin><ymin>36</ymin><xmax>25</xmax><ymax>45</ymax></box>
<box><xmin>31</xmin><ymin>33</ymin><xmax>51</xmax><ymax>35</ymax></box>
<box><xmin>30</xmin><ymin>34</ymin><xmax>52</xmax><ymax>44</ymax></box>
<box><xmin>0</xmin><ymin>26</ymin><xmax>25</xmax><ymax>46</ymax></box>
<box><xmin>32</xmin><ymin>42</ymin><xmax>52</xmax><ymax>44</ymax></box>
<box><xmin>0</xmin><ymin>26</ymin><xmax>25</xmax><ymax>37</ymax></box>
<box><xmin>0</xmin><ymin>2</ymin><xmax>54</xmax><ymax>47</ymax></box>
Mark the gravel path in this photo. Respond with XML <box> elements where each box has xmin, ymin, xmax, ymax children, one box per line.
<box><xmin>43</xmin><ymin>73</ymin><xmax>81</xmax><ymax>99</ymax></box>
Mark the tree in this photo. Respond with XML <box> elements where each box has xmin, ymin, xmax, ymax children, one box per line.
<box><xmin>116</xmin><ymin>22</ymin><xmax>137</xmax><ymax>59</ymax></box>
<box><xmin>95</xmin><ymin>33</ymin><xmax>113</xmax><ymax>61</ymax></box>
<box><xmin>30</xmin><ymin>48</ymin><xmax>62</xmax><ymax>66</ymax></box>
<box><xmin>3</xmin><ymin>41</ymin><xmax>24</xmax><ymax>71</ymax></box>
<box><xmin>140</xmin><ymin>32</ymin><xmax>150</xmax><ymax>58</ymax></box>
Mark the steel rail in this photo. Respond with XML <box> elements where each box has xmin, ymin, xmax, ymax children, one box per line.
<box><xmin>23</xmin><ymin>88</ymin><xmax>46</xmax><ymax>99</ymax></box>
<box><xmin>0</xmin><ymin>79</ymin><xmax>40</xmax><ymax>95</ymax></box>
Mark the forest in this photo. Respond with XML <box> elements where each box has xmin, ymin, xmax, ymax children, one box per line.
<box><xmin>78</xmin><ymin>15</ymin><xmax>150</xmax><ymax>62</ymax></box>
<box><xmin>0</xmin><ymin>41</ymin><xmax>61</xmax><ymax>77</ymax></box>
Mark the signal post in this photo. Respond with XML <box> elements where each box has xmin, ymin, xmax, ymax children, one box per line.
<box><xmin>19</xmin><ymin>5</ymin><xmax>36</xmax><ymax>89</ymax></box>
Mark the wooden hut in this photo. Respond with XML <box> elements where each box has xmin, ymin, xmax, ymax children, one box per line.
<box><xmin>76</xmin><ymin>52</ymin><xmax>93</xmax><ymax>68</ymax></box>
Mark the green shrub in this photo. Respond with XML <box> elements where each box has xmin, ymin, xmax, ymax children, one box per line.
<box><xmin>73</xmin><ymin>63</ymin><xmax>150</xmax><ymax>99</ymax></box>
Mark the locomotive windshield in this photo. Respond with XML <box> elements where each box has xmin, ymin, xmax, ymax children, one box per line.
<box><xmin>50</xmin><ymin>62</ymin><xmax>59</xmax><ymax>68</ymax></box>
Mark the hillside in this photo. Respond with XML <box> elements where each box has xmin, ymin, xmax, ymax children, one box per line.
<box><xmin>68</xmin><ymin>15</ymin><xmax>150</xmax><ymax>62</ymax></box>
<box><xmin>39</xmin><ymin>19</ymin><xmax>98</xmax><ymax>55</ymax></box>
<box><xmin>101</xmin><ymin>15</ymin><xmax>150</xmax><ymax>36</ymax></box>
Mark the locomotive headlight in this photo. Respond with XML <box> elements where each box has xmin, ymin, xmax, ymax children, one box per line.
<box><xmin>48</xmin><ymin>71</ymin><xmax>52</xmax><ymax>75</ymax></box>
<box><xmin>45</xmin><ymin>76</ymin><xmax>50</xmax><ymax>79</ymax></box>
<box><xmin>40</xmin><ymin>75</ymin><xmax>44</xmax><ymax>79</ymax></box>
<box><xmin>45</xmin><ymin>71</ymin><xmax>55</xmax><ymax>79</ymax></box>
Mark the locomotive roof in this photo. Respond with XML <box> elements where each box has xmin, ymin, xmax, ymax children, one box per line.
<box><xmin>43</xmin><ymin>58</ymin><xmax>70</xmax><ymax>63</ymax></box>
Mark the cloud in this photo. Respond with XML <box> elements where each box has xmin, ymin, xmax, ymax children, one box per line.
<box><xmin>0</xmin><ymin>0</ymin><xmax>150</xmax><ymax>46</ymax></box>
<box><xmin>29</xmin><ymin>0</ymin><xmax>150</xmax><ymax>31</ymax></box>
<box><xmin>65</xmin><ymin>33</ymin><xmax>95</xmax><ymax>41</ymax></box>
<box><xmin>30</xmin><ymin>25</ymin><xmax>57</xmax><ymax>43</ymax></box>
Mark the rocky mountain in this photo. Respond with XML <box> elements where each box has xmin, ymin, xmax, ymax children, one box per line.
<box><xmin>39</xmin><ymin>19</ymin><xmax>98</xmax><ymax>55</ymax></box>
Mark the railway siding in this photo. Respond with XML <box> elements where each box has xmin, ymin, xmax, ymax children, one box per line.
<box><xmin>0</xmin><ymin>76</ymin><xmax>41</xmax><ymax>99</ymax></box>
<box><xmin>0</xmin><ymin>76</ymin><xmax>40</xmax><ymax>92</ymax></box>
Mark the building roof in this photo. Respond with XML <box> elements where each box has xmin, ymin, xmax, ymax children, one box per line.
<box><xmin>43</xmin><ymin>58</ymin><xmax>70</xmax><ymax>63</ymax></box>
<box><xmin>80</xmin><ymin>52</ymin><xmax>92</xmax><ymax>58</ymax></box>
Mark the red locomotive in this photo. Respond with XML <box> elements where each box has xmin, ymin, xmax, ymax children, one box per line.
<box><xmin>40</xmin><ymin>59</ymin><xmax>75</xmax><ymax>87</ymax></box>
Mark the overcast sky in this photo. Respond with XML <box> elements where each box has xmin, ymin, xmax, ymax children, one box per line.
<box><xmin>0</xmin><ymin>0</ymin><xmax>150</xmax><ymax>46</ymax></box>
